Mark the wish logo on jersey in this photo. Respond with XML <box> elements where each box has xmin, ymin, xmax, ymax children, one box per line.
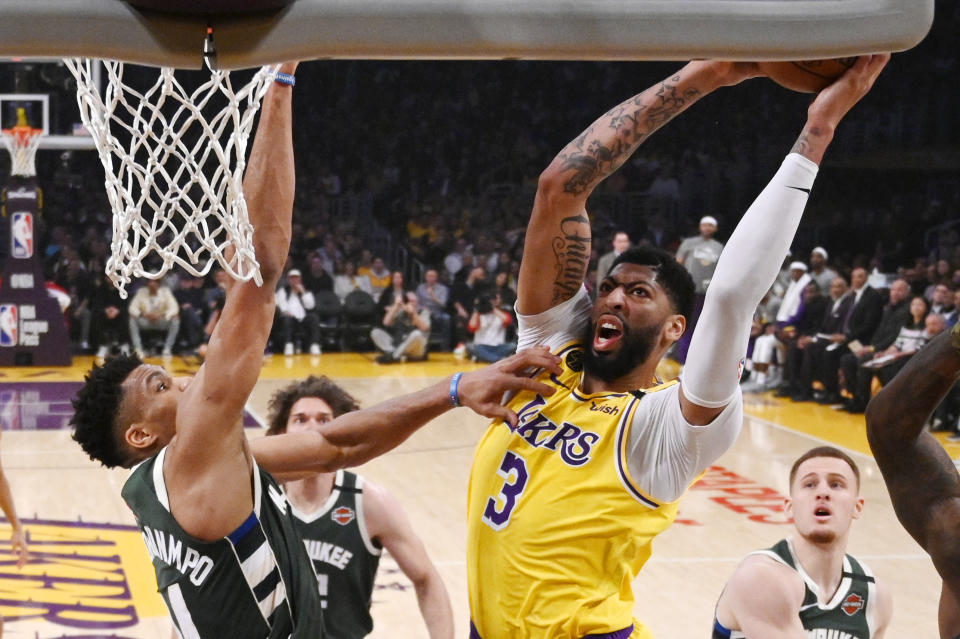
<box><xmin>508</xmin><ymin>395</ymin><xmax>601</xmax><ymax>467</ymax></box>
<box><xmin>0</xmin><ymin>304</ymin><xmax>18</xmax><ymax>346</ymax></box>
<box><xmin>11</xmin><ymin>212</ymin><xmax>33</xmax><ymax>258</ymax></box>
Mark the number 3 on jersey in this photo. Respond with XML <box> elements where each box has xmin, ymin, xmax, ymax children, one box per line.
<box><xmin>482</xmin><ymin>451</ymin><xmax>529</xmax><ymax>531</ymax></box>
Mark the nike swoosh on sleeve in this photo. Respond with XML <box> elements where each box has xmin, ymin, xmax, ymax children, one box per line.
<box><xmin>787</xmin><ymin>185</ymin><xmax>811</xmax><ymax>194</ymax></box>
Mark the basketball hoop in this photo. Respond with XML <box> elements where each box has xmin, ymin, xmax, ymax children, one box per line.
<box><xmin>1</xmin><ymin>125</ymin><xmax>44</xmax><ymax>178</ymax></box>
<box><xmin>63</xmin><ymin>56</ymin><xmax>280</xmax><ymax>298</ymax></box>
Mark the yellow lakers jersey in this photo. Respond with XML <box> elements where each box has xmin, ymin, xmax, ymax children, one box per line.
<box><xmin>467</xmin><ymin>341</ymin><xmax>681</xmax><ymax>638</ymax></box>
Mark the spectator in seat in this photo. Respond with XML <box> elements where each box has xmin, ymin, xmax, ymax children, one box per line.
<box><xmin>333</xmin><ymin>259</ymin><xmax>373</xmax><ymax>302</ymax></box>
<box><xmin>776</xmin><ymin>261</ymin><xmax>813</xmax><ymax>327</ymax></box>
<box><xmin>128</xmin><ymin>278</ymin><xmax>180</xmax><ymax>357</ymax></box>
<box><xmin>371</xmin><ymin>291</ymin><xmax>431</xmax><ymax>363</ymax></box>
<box><xmin>798</xmin><ymin>266</ymin><xmax>885</xmax><ymax>404</ymax></box>
<box><xmin>416</xmin><ymin>268</ymin><xmax>451</xmax><ymax>349</ymax></box>
<box><xmin>839</xmin><ymin>279</ymin><xmax>913</xmax><ymax>413</ymax></box>
<box><xmin>276</xmin><ymin>268</ymin><xmax>322</xmax><ymax>356</ymax></box>
<box><xmin>674</xmin><ymin>216</ymin><xmax>724</xmax><ymax>363</ymax></box>
<box><xmin>173</xmin><ymin>272</ymin><xmax>206</xmax><ymax>354</ymax></box>
<box><xmin>378</xmin><ymin>271</ymin><xmax>408</xmax><ymax>312</ymax></box>
<box><xmin>943</xmin><ymin>288</ymin><xmax>960</xmax><ymax>328</ymax></box>
<box><xmin>467</xmin><ymin>292</ymin><xmax>516</xmax><ymax>363</ymax></box>
<box><xmin>89</xmin><ymin>257</ymin><xmax>129</xmax><ymax>360</ymax></box>
<box><xmin>449</xmin><ymin>266</ymin><xmax>488</xmax><ymax>351</ymax></box>
<box><xmin>360</xmin><ymin>256</ymin><xmax>391</xmax><ymax>301</ymax></box>
<box><xmin>852</xmin><ymin>305</ymin><xmax>946</xmax><ymax>413</ymax></box>
<box><xmin>808</xmin><ymin>246</ymin><xmax>839</xmax><ymax>293</ymax></box>
<box><xmin>595</xmin><ymin>231</ymin><xmax>631</xmax><ymax>292</ymax></box>
<box><xmin>930</xmin><ymin>283</ymin><xmax>954</xmax><ymax>316</ymax></box>
<box><xmin>784</xmin><ymin>276</ymin><xmax>852</xmax><ymax>401</ymax></box>
<box><xmin>743</xmin><ymin>280</ymin><xmax>822</xmax><ymax>393</ymax></box>
<box><xmin>303</xmin><ymin>253</ymin><xmax>335</xmax><ymax>294</ymax></box>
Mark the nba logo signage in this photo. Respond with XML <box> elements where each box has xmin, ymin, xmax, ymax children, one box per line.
<box><xmin>0</xmin><ymin>304</ymin><xmax>18</xmax><ymax>346</ymax></box>
<box><xmin>11</xmin><ymin>211</ymin><xmax>33</xmax><ymax>258</ymax></box>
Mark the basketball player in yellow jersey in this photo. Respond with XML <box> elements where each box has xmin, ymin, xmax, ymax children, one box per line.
<box><xmin>466</xmin><ymin>54</ymin><xmax>890</xmax><ymax>639</ymax></box>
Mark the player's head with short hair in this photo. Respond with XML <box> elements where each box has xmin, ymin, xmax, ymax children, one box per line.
<box><xmin>787</xmin><ymin>446</ymin><xmax>863</xmax><ymax>545</ymax></box>
<box><xmin>266</xmin><ymin>375</ymin><xmax>360</xmax><ymax>436</ymax></box>
<box><xmin>72</xmin><ymin>354</ymin><xmax>146</xmax><ymax>468</ymax></box>
<box><xmin>789</xmin><ymin>446</ymin><xmax>860</xmax><ymax>491</ymax></box>
<box><xmin>585</xmin><ymin>247</ymin><xmax>695</xmax><ymax>382</ymax></box>
<box><xmin>607</xmin><ymin>246</ymin><xmax>696</xmax><ymax>320</ymax></box>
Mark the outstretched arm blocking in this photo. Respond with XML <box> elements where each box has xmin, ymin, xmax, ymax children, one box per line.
<box><xmin>183</xmin><ymin>65</ymin><xmax>298</xmax><ymax>434</ymax></box>
<box><xmin>253</xmin><ymin>347</ymin><xmax>562</xmax><ymax>478</ymax></box>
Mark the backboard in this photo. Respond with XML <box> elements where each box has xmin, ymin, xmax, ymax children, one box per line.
<box><xmin>0</xmin><ymin>59</ymin><xmax>97</xmax><ymax>150</ymax></box>
<box><xmin>0</xmin><ymin>0</ymin><xmax>937</xmax><ymax>70</ymax></box>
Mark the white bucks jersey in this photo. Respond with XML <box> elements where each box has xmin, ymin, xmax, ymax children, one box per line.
<box><xmin>122</xmin><ymin>448</ymin><xmax>324</xmax><ymax>638</ymax></box>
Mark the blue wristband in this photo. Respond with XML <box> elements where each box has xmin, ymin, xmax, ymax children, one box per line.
<box><xmin>449</xmin><ymin>372</ymin><xmax>463</xmax><ymax>407</ymax></box>
<box><xmin>274</xmin><ymin>72</ymin><xmax>296</xmax><ymax>86</ymax></box>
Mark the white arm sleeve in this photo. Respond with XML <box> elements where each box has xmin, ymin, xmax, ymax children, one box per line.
<box><xmin>626</xmin><ymin>383</ymin><xmax>743</xmax><ymax>503</ymax></box>
<box><xmin>516</xmin><ymin>286</ymin><xmax>593</xmax><ymax>352</ymax></box>
<box><xmin>682</xmin><ymin>153</ymin><xmax>819</xmax><ymax>407</ymax></box>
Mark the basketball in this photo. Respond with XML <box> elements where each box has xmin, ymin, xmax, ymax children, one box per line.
<box><xmin>759</xmin><ymin>57</ymin><xmax>859</xmax><ymax>93</ymax></box>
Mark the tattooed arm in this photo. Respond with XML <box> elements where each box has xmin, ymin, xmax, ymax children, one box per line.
<box><xmin>516</xmin><ymin>61</ymin><xmax>759</xmax><ymax>315</ymax></box>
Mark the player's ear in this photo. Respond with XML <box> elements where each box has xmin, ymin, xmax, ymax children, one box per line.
<box><xmin>664</xmin><ymin>314</ymin><xmax>686</xmax><ymax>342</ymax></box>
<box><xmin>783</xmin><ymin>496</ymin><xmax>793</xmax><ymax>518</ymax></box>
<box><xmin>852</xmin><ymin>496</ymin><xmax>864</xmax><ymax>520</ymax></box>
<box><xmin>125</xmin><ymin>421</ymin><xmax>158</xmax><ymax>451</ymax></box>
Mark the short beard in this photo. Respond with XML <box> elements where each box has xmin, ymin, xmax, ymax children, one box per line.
<box><xmin>805</xmin><ymin>529</ymin><xmax>837</xmax><ymax>545</ymax></box>
<box><xmin>580</xmin><ymin>318</ymin><xmax>662</xmax><ymax>384</ymax></box>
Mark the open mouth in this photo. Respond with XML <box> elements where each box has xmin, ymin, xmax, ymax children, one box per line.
<box><xmin>593</xmin><ymin>316</ymin><xmax>624</xmax><ymax>352</ymax></box>
<box><xmin>814</xmin><ymin>506</ymin><xmax>832</xmax><ymax>519</ymax></box>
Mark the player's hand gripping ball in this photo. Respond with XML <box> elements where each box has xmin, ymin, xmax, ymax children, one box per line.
<box><xmin>759</xmin><ymin>57</ymin><xmax>859</xmax><ymax>93</ymax></box>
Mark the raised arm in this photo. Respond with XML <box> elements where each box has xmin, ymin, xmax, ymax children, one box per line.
<box><xmin>517</xmin><ymin>62</ymin><xmax>760</xmax><ymax>316</ymax></box>
<box><xmin>163</xmin><ymin>64</ymin><xmax>298</xmax><ymax>538</ymax></box>
<box><xmin>866</xmin><ymin>326</ymin><xmax>960</xmax><ymax>567</ymax></box>
<box><xmin>178</xmin><ymin>64</ymin><xmax>296</xmax><ymax>441</ymax></box>
<box><xmin>362</xmin><ymin>481</ymin><xmax>453</xmax><ymax>639</ymax></box>
<box><xmin>252</xmin><ymin>347</ymin><xmax>561</xmax><ymax>477</ymax></box>
<box><xmin>678</xmin><ymin>54</ymin><xmax>889</xmax><ymax>425</ymax></box>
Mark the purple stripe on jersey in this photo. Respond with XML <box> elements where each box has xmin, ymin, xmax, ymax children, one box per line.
<box><xmin>613</xmin><ymin>396</ymin><xmax>660</xmax><ymax>509</ymax></box>
<box><xmin>471</xmin><ymin>620</ymin><xmax>635</xmax><ymax>639</ymax></box>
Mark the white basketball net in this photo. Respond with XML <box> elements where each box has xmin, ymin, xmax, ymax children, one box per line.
<box><xmin>1</xmin><ymin>127</ymin><xmax>43</xmax><ymax>177</ymax></box>
<box><xmin>64</xmin><ymin>59</ymin><xmax>279</xmax><ymax>297</ymax></box>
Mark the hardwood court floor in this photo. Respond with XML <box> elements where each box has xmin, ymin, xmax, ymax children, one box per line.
<box><xmin>1</xmin><ymin>352</ymin><xmax>950</xmax><ymax>637</ymax></box>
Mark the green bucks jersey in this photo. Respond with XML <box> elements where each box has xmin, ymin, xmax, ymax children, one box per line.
<box><xmin>713</xmin><ymin>538</ymin><xmax>878</xmax><ymax>639</ymax></box>
<box><xmin>291</xmin><ymin>470</ymin><xmax>382</xmax><ymax>639</ymax></box>
<box><xmin>122</xmin><ymin>447</ymin><xmax>324</xmax><ymax>638</ymax></box>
